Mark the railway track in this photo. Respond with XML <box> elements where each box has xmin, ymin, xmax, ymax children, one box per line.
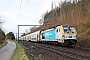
<box><xmin>33</xmin><ymin>45</ymin><xmax>90</xmax><ymax>60</ymax></box>
<box><xmin>19</xmin><ymin>41</ymin><xmax>90</xmax><ymax>60</ymax></box>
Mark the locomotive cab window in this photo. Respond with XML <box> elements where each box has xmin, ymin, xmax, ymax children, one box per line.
<box><xmin>59</xmin><ymin>29</ymin><xmax>60</xmax><ymax>32</ymax></box>
<box><xmin>57</xmin><ymin>29</ymin><xmax>58</xmax><ymax>32</ymax></box>
<box><xmin>56</xmin><ymin>29</ymin><xmax>60</xmax><ymax>32</ymax></box>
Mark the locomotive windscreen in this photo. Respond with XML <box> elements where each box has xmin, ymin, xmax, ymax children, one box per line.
<box><xmin>63</xmin><ymin>25</ymin><xmax>76</xmax><ymax>32</ymax></box>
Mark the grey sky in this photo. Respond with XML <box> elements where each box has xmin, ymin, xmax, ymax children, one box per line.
<box><xmin>0</xmin><ymin>0</ymin><xmax>65</xmax><ymax>37</ymax></box>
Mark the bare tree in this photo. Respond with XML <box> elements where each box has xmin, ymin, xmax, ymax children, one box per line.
<box><xmin>0</xmin><ymin>17</ymin><xmax>4</xmax><ymax>28</ymax></box>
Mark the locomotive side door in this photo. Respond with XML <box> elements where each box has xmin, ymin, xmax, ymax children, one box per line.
<box><xmin>56</xmin><ymin>26</ymin><xmax>62</xmax><ymax>42</ymax></box>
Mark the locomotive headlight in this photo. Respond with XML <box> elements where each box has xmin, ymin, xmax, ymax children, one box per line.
<box><xmin>73</xmin><ymin>35</ymin><xmax>76</xmax><ymax>38</ymax></box>
<box><xmin>62</xmin><ymin>35</ymin><xmax>65</xmax><ymax>38</ymax></box>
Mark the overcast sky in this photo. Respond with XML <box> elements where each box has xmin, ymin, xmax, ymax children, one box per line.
<box><xmin>0</xmin><ymin>0</ymin><xmax>65</xmax><ymax>37</ymax></box>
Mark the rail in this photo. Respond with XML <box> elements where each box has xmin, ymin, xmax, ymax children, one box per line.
<box><xmin>19</xmin><ymin>43</ymin><xmax>38</xmax><ymax>60</ymax></box>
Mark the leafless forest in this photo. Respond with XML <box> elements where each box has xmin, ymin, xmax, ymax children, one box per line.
<box><xmin>38</xmin><ymin>0</ymin><xmax>90</xmax><ymax>48</ymax></box>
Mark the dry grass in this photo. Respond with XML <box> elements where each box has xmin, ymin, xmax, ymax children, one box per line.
<box><xmin>10</xmin><ymin>41</ymin><xmax>29</xmax><ymax>60</ymax></box>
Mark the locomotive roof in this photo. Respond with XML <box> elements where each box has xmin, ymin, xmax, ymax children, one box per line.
<box><xmin>62</xmin><ymin>24</ymin><xmax>74</xmax><ymax>27</ymax></box>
